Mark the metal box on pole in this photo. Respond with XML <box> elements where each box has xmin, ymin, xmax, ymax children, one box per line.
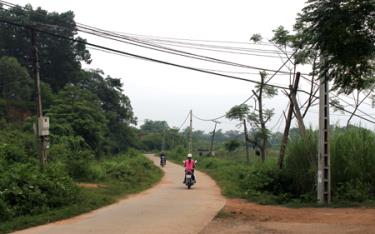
<box><xmin>38</xmin><ymin>116</ymin><xmax>49</xmax><ymax>136</ymax></box>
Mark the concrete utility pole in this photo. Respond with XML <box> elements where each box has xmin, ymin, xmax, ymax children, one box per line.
<box><xmin>317</xmin><ymin>59</ymin><xmax>331</xmax><ymax>204</ymax></box>
<box><xmin>209</xmin><ymin>121</ymin><xmax>219</xmax><ymax>156</ymax></box>
<box><xmin>161</xmin><ymin>125</ymin><xmax>166</xmax><ymax>152</ymax></box>
<box><xmin>32</xmin><ymin>29</ymin><xmax>49</xmax><ymax>169</ymax></box>
<box><xmin>243</xmin><ymin>119</ymin><xmax>250</xmax><ymax>164</ymax></box>
<box><xmin>188</xmin><ymin>110</ymin><xmax>193</xmax><ymax>154</ymax></box>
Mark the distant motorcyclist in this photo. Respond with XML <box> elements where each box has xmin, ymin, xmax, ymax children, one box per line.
<box><xmin>183</xmin><ymin>153</ymin><xmax>196</xmax><ymax>184</ymax></box>
<box><xmin>160</xmin><ymin>151</ymin><xmax>166</xmax><ymax>166</ymax></box>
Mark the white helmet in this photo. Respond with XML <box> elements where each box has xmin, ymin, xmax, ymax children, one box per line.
<box><xmin>187</xmin><ymin>153</ymin><xmax>192</xmax><ymax>158</ymax></box>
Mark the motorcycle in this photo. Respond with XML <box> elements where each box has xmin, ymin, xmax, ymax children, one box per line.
<box><xmin>185</xmin><ymin>170</ymin><xmax>195</xmax><ymax>189</ymax></box>
<box><xmin>160</xmin><ymin>156</ymin><xmax>166</xmax><ymax>167</ymax></box>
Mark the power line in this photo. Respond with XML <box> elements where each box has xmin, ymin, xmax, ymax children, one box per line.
<box><xmin>145</xmin><ymin>38</ymin><xmax>292</xmax><ymax>53</ymax></box>
<box><xmin>1</xmin><ymin>19</ymin><xmax>307</xmax><ymax>93</ymax></box>
<box><xmin>76</xmin><ymin>25</ymin><xmax>299</xmax><ymax>75</ymax></box>
<box><xmin>1</xmin><ymin>6</ymin><xmax>375</xmax><ymax>126</ymax></box>
<box><xmin>177</xmin><ymin>111</ymin><xmax>190</xmax><ymax>131</ymax></box>
<box><xmin>146</xmin><ymin>40</ymin><xmax>289</xmax><ymax>58</ymax></box>
<box><xmin>191</xmin><ymin>48</ymin><xmax>299</xmax><ymax>122</ymax></box>
<box><xmin>0</xmin><ymin>3</ymin><xmax>300</xmax><ymax>75</ymax></box>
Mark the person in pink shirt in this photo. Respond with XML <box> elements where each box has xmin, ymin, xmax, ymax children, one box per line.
<box><xmin>183</xmin><ymin>153</ymin><xmax>196</xmax><ymax>184</ymax></box>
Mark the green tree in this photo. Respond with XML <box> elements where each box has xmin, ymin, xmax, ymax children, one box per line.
<box><xmin>48</xmin><ymin>85</ymin><xmax>108</xmax><ymax>157</ymax></box>
<box><xmin>0</xmin><ymin>56</ymin><xmax>32</xmax><ymax>101</ymax></box>
<box><xmin>224</xmin><ymin>140</ymin><xmax>241</xmax><ymax>152</ymax></box>
<box><xmin>0</xmin><ymin>4</ymin><xmax>91</xmax><ymax>91</ymax></box>
<box><xmin>226</xmin><ymin>104</ymin><xmax>251</xmax><ymax>164</ymax></box>
<box><xmin>78</xmin><ymin>69</ymin><xmax>136</xmax><ymax>152</ymax></box>
<box><xmin>248</xmin><ymin>71</ymin><xmax>277</xmax><ymax>161</ymax></box>
<box><xmin>141</xmin><ymin>120</ymin><xmax>169</xmax><ymax>133</ymax></box>
<box><xmin>295</xmin><ymin>0</ymin><xmax>375</xmax><ymax>93</ymax></box>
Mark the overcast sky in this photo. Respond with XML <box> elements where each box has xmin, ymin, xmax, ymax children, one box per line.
<box><xmin>9</xmin><ymin>0</ymin><xmax>375</xmax><ymax>132</ymax></box>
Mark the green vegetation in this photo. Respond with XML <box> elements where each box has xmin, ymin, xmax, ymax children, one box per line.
<box><xmin>168</xmin><ymin>127</ymin><xmax>375</xmax><ymax>206</ymax></box>
<box><xmin>0</xmin><ymin>120</ymin><xmax>162</xmax><ymax>233</ymax></box>
<box><xmin>0</xmin><ymin>5</ymin><xmax>162</xmax><ymax>233</ymax></box>
<box><xmin>0</xmin><ymin>151</ymin><xmax>162</xmax><ymax>233</ymax></box>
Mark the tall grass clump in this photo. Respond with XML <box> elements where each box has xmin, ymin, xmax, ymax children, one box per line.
<box><xmin>331</xmin><ymin>127</ymin><xmax>375</xmax><ymax>201</ymax></box>
<box><xmin>283</xmin><ymin>130</ymin><xmax>317</xmax><ymax>201</ymax></box>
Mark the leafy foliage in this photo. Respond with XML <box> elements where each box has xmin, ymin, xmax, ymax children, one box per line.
<box><xmin>0</xmin><ymin>4</ymin><xmax>91</xmax><ymax>91</ymax></box>
<box><xmin>331</xmin><ymin>127</ymin><xmax>375</xmax><ymax>201</ymax></box>
<box><xmin>169</xmin><ymin>127</ymin><xmax>375</xmax><ymax>205</ymax></box>
<box><xmin>295</xmin><ymin>0</ymin><xmax>375</xmax><ymax>93</ymax></box>
<box><xmin>226</xmin><ymin>104</ymin><xmax>249</xmax><ymax>121</ymax></box>
<box><xmin>0</xmin><ymin>56</ymin><xmax>33</xmax><ymax>102</ymax></box>
<box><xmin>48</xmin><ymin>85</ymin><xmax>108</xmax><ymax>156</ymax></box>
<box><xmin>0</xmin><ymin>161</ymin><xmax>80</xmax><ymax>221</ymax></box>
<box><xmin>250</xmin><ymin>33</ymin><xmax>262</xmax><ymax>43</ymax></box>
<box><xmin>224</xmin><ymin>140</ymin><xmax>241</xmax><ymax>152</ymax></box>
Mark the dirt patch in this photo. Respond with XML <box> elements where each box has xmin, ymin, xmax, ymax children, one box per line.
<box><xmin>200</xmin><ymin>199</ymin><xmax>375</xmax><ymax>234</ymax></box>
<box><xmin>78</xmin><ymin>183</ymin><xmax>106</xmax><ymax>188</ymax></box>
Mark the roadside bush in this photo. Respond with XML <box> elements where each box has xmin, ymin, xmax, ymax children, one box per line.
<box><xmin>104</xmin><ymin>154</ymin><xmax>160</xmax><ymax>185</ymax></box>
<box><xmin>0</xmin><ymin>144</ymin><xmax>29</xmax><ymax>163</ymax></box>
<box><xmin>0</xmin><ymin>163</ymin><xmax>80</xmax><ymax>221</ymax></box>
<box><xmin>239</xmin><ymin>159</ymin><xmax>294</xmax><ymax>204</ymax></box>
<box><xmin>65</xmin><ymin>150</ymin><xmax>96</xmax><ymax>180</ymax></box>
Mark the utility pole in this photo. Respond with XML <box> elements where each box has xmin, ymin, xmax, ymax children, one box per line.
<box><xmin>32</xmin><ymin>29</ymin><xmax>49</xmax><ymax>169</ymax></box>
<box><xmin>188</xmin><ymin>110</ymin><xmax>193</xmax><ymax>154</ymax></box>
<box><xmin>243</xmin><ymin>119</ymin><xmax>250</xmax><ymax>164</ymax></box>
<box><xmin>209</xmin><ymin>121</ymin><xmax>219</xmax><ymax>156</ymax></box>
<box><xmin>161</xmin><ymin>125</ymin><xmax>166</xmax><ymax>152</ymax></box>
<box><xmin>317</xmin><ymin>58</ymin><xmax>331</xmax><ymax>204</ymax></box>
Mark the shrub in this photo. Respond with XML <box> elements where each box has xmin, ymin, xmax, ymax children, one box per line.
<box><xmin>0</xmin><ymin>144</ymin><xmax>29</xmax><ymax>163</ymax></box>
<box><xmin>64</xmin><ymin>150</ymin><xmax>95</xmax><ymax>180</ymax></box>
<box><xmin>0</xmin><ymin>162</ymin><xmax>80</xmax><ymax>221</ymax></box>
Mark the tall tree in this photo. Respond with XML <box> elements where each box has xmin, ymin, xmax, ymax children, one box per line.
<box><xmin>48</xmin><ymin>85</ymin><xmax>108</xmax><ymax>157</ymax></box>
<box><xmin>0</xmin><ymin>56</ymin><xmax>32</xmax><ymax>101</ymax></box>
<box><xmin>0</xmin><ymin>4</ymin><xmax>91</xmax><ymax>91</ymax></box>
<box><xmin>226</xmin><ymin>104</ymin><xmax>251</xmax><ymax>164</ymax></box>
<box><xmin>295</xmin><ymin>0</ymin><xmax>375</xmax><ymax>93</ymax></box>
<box><xmin>249</xmin><ymin>71</ymin><xmax>277</xmax><ymax>162</ymax></box>
<box><xmin>78</xmin><ymin>69</ymin><xmax>136</xmax><ymax>152</ymax></box>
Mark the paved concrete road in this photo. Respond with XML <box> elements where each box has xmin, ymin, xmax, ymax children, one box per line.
<box><xmin>14</xmin><ymin>155</ymin><xmax>225</xmax><ymax>234</ymax></box>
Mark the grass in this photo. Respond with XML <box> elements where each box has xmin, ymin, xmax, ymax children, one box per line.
<box><xmin>167</xmin><ymin>144</ymin><xmax>375</xmax><ymax>208</ymax></box>
<box><xmin>0</xmin><ymin>155</ymin><xmax>163</xmax><ymax>234</ymax></box>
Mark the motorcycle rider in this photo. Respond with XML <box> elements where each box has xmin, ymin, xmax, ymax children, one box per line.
<box><xmin>183</xmin><ymin>153</ymin><xmax>196</xmax><ymax>184</ymax></box>
<box><xmin>160</xmin><ymin>151</ymin><xmax>166</xmax><ymax>166</ymax></box>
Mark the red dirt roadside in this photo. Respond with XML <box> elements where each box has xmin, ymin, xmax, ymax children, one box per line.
<box><xmin>200</xmin><ymin>199</ymin><xmax>375</xmax><ymax>234</ymax></box>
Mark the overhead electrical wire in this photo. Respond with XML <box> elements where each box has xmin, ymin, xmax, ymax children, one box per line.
<box><xmin>1</xmin><ymin>2</ymin><xmax>375</xmax><ymax>127</ymax></box>
<box><xmin>133</xmin><ymin>38</ymin><xmax>293</xmax><ymax>55</ymax></box>
<box><xmin>191</xmin><ymin>48</ymin><xmax>300</xmax><ymax>122</ymax></box>
<box><xmin>177</xmin><ymin>111</ymin><xmax>191</xmax><ymax>131</ymax></box>
<box><xmin>0</xmin><ymin>18</ymin><xmax>302</xmax><ymax>90</ymax></box>
<box><xmin>0</xmin><ymin>1</ymin><xmax>300</xmax><ymax>75</ymax></box>
<box><xmin>139</xmin><ymin>40</ymin><xmax>289</xmax><ymax>59</ymax></box>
